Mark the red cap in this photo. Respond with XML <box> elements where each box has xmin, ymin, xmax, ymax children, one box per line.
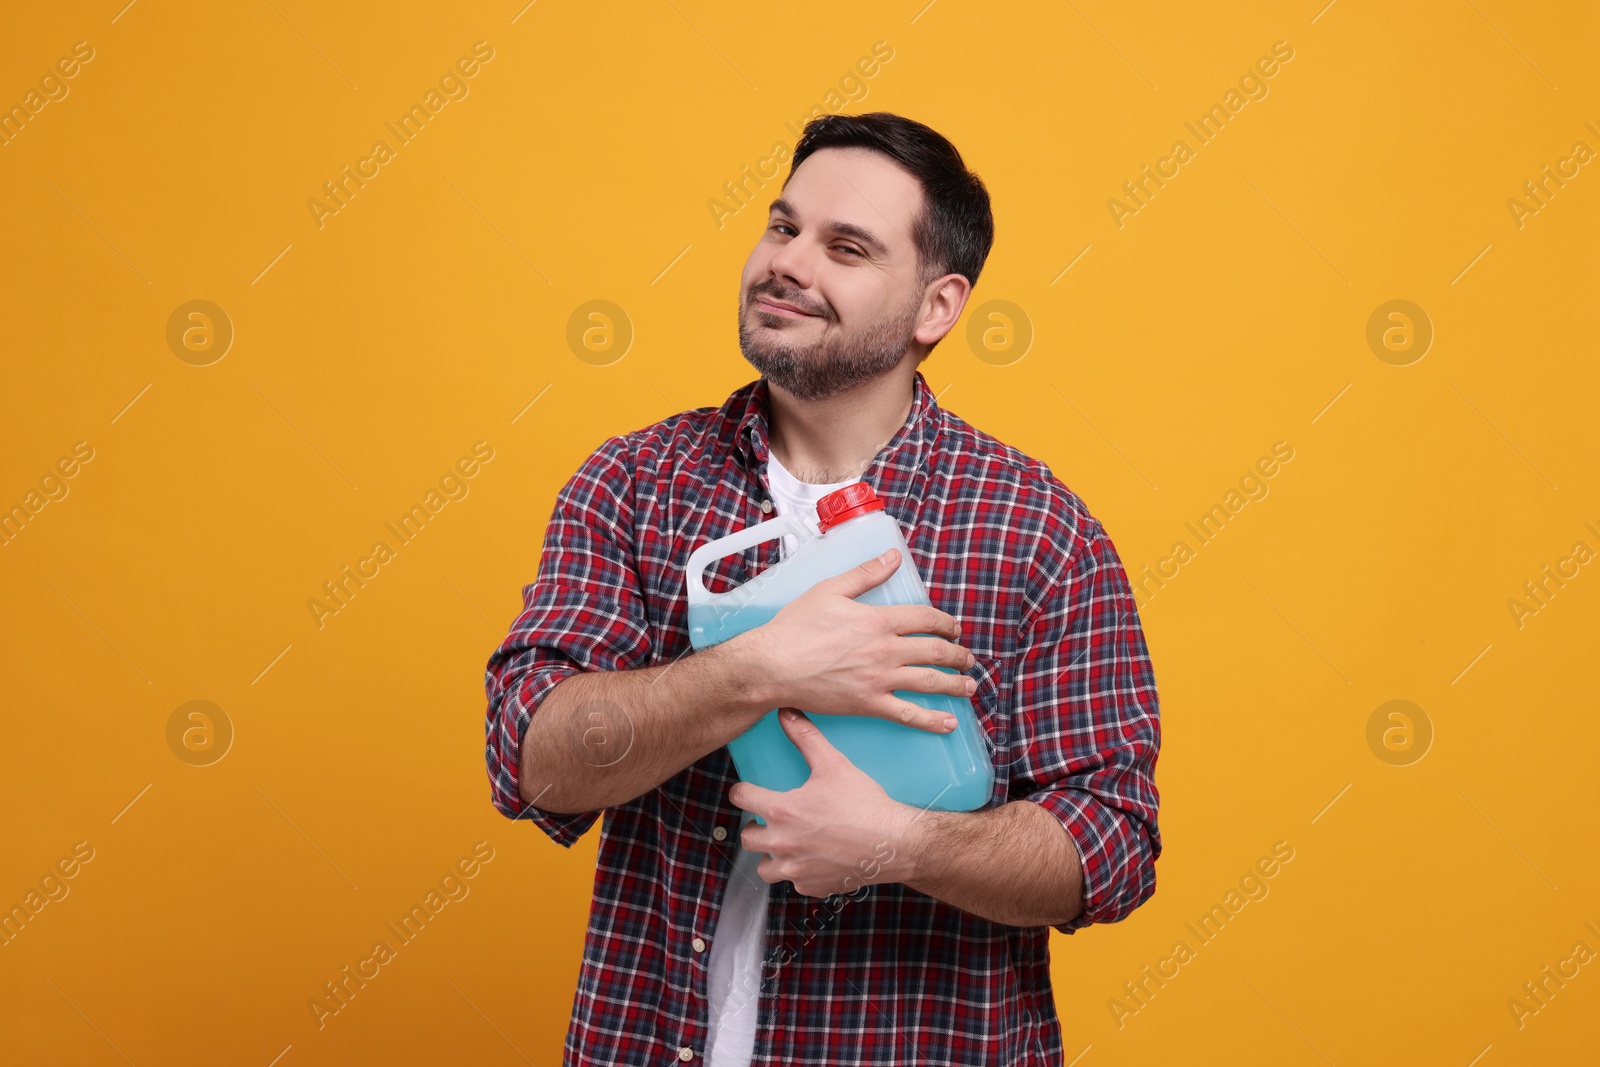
<box><xmin>815</xmin><ymin>482</ymin><xmax>884</xmax><ymax>533</ymax></box>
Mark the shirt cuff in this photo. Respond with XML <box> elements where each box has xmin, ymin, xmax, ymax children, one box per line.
<box><xmin>1025</xmin><ymin>786</ymin><xmax>1139</xmax><ymax>935</ymax></box>
<box><xmin>489</xmin><ymin>664</ymin><xmax>601</xmax><ymax>847</ymax></box>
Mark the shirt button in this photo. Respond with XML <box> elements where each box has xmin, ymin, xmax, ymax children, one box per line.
<box><xmin>692</xmin><ymin>936</ymin><xmax>707</xmax><ymax>952</ymax></box>
<box><xmin>759</xmin><ymin>499</ymin><xmax>773</xmax><ymax>513</ymax></box>
<box><xmin>678</xmin><ymin>1047</ymin><xmax>694</xmax><ymax>1061</ymax></box>
<box><xmin>711</xmin><ymin>826</ymin><xmax>727</xmax><ymax>841</ymax></box>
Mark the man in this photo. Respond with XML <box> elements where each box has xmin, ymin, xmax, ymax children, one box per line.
<box><xmin>485</xmin><ymin>112</ymin><xmax>1161</xmax><ymax>1065</ymax></box>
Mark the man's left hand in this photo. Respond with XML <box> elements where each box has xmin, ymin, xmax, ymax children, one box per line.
<box><xmin>729</xmin><ymin>708</ymin><xmax>919</xmax><ymax>898</ymax></box>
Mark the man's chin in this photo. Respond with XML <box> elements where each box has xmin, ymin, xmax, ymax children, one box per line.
<box><xmin>739</xmin><ymin>353</ymin><xmax>813</xmax><ymax>395</ymax></box>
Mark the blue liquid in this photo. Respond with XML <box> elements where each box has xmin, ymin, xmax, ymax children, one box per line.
<box><xmin>689</xmin><ymin>602</ymin><xmax>994</xmax><ymax>823</ymax></box>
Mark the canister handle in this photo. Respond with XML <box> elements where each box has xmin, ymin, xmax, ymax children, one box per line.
<box><xmin>685</xmin><ymin>512</ymin><xmax>809</xmax><ymax>603</ymax></box>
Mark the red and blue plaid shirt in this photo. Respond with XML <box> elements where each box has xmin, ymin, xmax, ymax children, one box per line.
<box><xmin>485</xmin><ymin>369</ymin><xmax>1162</xmax><ymax>1065</ymax></box>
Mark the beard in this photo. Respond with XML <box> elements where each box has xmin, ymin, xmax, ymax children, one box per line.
<box><xmin>737</xmin><ymin>282</ymin><xmax>921</xmax><ymax>402</ymax></box>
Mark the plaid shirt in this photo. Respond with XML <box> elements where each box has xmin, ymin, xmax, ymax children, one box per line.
<box><xmin>484</xmin><ymin>370</ymin><xmax>1162</xmax><ymax>1066</ymax></box>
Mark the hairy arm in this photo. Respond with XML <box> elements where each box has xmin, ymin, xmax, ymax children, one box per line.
<box><xmin>894</xmin><ymin>799</ymin><xmax>1085</xmax><ymax>928</ymax></box>
<box><xmin>518</xmin><ymin>633</ymin><xmax>776</xmax><ymax>814</ymax></box>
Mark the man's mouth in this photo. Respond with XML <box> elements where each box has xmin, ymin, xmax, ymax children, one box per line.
<box><xmin>753</xmin><ymin>296</ymin><xmax>818</xmax><ymax>318</ymax></box>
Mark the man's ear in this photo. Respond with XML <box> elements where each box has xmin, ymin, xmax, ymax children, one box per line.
<box><xmin>914</xmin><ymin>273</ymin><xmax>971</xmax><ymax>349</ymax></box>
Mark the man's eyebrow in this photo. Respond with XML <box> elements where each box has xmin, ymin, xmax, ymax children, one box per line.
<box><xmin>767</xmin><ymin>197</ymin><xmax>890</xmax><ymax>256</ymax></box>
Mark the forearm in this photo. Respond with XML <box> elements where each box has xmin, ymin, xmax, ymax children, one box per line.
<box><xmin>896</xmin><ymin>799</ymin><xmax>1084</xmax><ymax>928</ymax></box>
<box><xmin>518</xmin><ymin>631</ymin><xmax>776</xmax><ymax>814</ymax></box>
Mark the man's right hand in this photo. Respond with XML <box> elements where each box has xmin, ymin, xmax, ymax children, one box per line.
<box><xmin>744</xmin><ymin>547</ymin><xmax>976</xmax><ymax>734</ymax></box>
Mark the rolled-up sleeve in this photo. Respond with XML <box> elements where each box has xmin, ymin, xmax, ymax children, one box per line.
<box><xmin>1008</xmin><ymin>517</ymin><xmax>1162</xmax><ymax>934</ymax></box>
<box><xmin>483</xmin><ymin>434</ymin><xmax>652</xmax><ymax>846</ymax></box>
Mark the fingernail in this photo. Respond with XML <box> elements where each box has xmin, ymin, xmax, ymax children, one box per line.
<box><xmin>965</xmin><ymin>678</ymin><xmax>977</xmax><ymax>694</ymax></box>
<box><xmin>943</xmin><ymin>716</ymin><xmax>958</xmax><ymax>731</ymax></box>
<box><xmin>877</xmin><ymin>549</ymin><xmax>895</xmax><ymax>564</ymax></box>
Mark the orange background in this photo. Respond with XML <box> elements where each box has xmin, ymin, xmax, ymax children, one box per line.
<box><xmin>2</xmin><ymin>1</ymin><xmax>1596</xmax><ymax>1064</ymax></box>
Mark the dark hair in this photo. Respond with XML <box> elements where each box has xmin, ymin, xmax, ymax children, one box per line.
<box><xmin>786</xmin><ymin>112</ymin><xmax>994</xmax><ymax>293</ymax></box>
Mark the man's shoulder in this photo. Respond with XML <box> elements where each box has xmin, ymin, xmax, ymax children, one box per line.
<box><xmin>579</xmin><ymin>383</ymin><xmax>754</xmax><ymax>474</ymax></box>
<box><xmin>936</xmin><ymin>406</ymin><xmax>1104</xmax><ymax>549</ymax></box>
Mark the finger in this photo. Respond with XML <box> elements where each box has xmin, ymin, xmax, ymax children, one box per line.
<box><xmin>811</xmin><ymin>548</ymin><xmax>901</xmax><ymax>600</ymax></box>
<box><xmin>778</xmin><ymin>707</ymin><xmax>842</xmax><ymax>771</ymax></box>
<box><xmin>884</xmin><ymin>606</ymin><xmax>962</xmax><ymax>641</ymax></box>
<box><xmin>891</xmin><ymin>662</ymin><xmax>979</xmax><ymax>701</ymax></box>
<box><xmin>899</xmin><ymin>634</ymin><xmax>977</xmax><ymax>671</ymax></box>
<box><xmin>873</xmin><ymin>608</ymin><xmax>963</xmax><ymax>645</ymax></box>
<box><xmin>728</xmin><ymin>779</ymin><xmax>781</xmax><ymax>817</ymax></box>
<box><xmin>738</xmin><ymin>821</ymin><xmax>773</xmax><ymax>854</ymax></box>
<box><xmin>881</xmin><ymin>697</ymin><xmax>962</xmax><ymax>734</ymax></box>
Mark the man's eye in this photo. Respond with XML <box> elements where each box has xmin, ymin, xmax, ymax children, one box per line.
<box><xmin>768</xmin><ymin>225</ymin><xmax>862</xmax><ymax>258</ymax></box>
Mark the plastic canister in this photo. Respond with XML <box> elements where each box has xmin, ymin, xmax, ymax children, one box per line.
<box><xmin>685</xmin><ymin>483</ymin><xmax>994</xmax><ymax>821</ymax></box>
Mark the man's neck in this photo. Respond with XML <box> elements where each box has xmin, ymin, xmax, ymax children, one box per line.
<box><xmin>766</xmin><ymin>366</ymin><xmax>918</xmax><ymax>485</ymax></box>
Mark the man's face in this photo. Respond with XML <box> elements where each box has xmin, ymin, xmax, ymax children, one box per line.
<box><xmin>738</xmin><ymin>146</ymin><xmax>931</xmax><ymax>402</ymax></box>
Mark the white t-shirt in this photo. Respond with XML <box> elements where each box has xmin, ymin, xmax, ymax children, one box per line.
<box><xmin>703</xmin><ymin>449</ymin><xmax>855</xmax><ymax>1067</ymax></box>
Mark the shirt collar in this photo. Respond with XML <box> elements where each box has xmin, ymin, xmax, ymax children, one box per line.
<box><xmin>731</xmin><ymin>369</ymin><xmax>943</xmax><ymax>484</ymax></box>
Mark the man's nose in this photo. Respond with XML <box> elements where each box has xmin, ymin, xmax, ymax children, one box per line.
<box><xmin>765</xmin><ymin>236</ymin><xmax>815</xmax><ymax>290</ymax></box>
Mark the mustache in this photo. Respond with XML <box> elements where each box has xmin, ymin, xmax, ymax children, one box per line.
<box><xmin>750</xmin><ymin>286</ymin><xmax>829</xmax><ymax>318</ymax></box>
